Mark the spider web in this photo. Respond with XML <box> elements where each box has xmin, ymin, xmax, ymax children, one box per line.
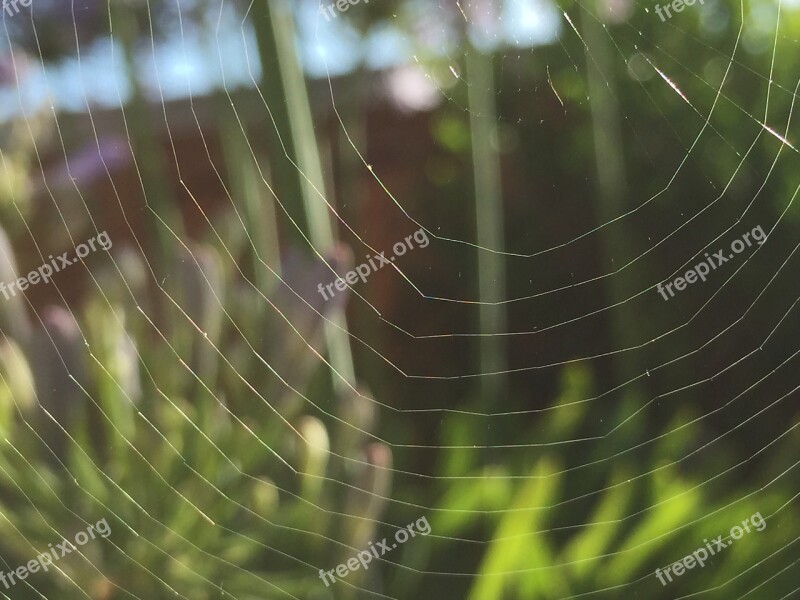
<box><xmin>0</xmin><ymin>0</ymin><xmax>798</xmax><ymax>598</ymax></box>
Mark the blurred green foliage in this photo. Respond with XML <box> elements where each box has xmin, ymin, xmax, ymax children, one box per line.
<box><xmin>0</xmin><ymin>0</ymin><xmax>798</xmax><ymax>598</ymax></box>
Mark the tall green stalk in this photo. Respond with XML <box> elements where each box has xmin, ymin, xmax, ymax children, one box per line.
<box><xmin>581</xmin><ymin>5</ymin><xmax>643</xmax><ymax>387</ymax></box>
<box><xmin>467</xmin><ymin>45</ymin><xmax>507</xmax><ymax>400</ymax></box>
<box><xmin>251</xmin><ymin>0</ymin><xmax>355</xmax><ymax>388</ymax></box>
<box><xmin>216</xmin><ymin>94</ymin><xmax>280</xmax><ymax>298</ymax></box>
<box><xmin>111</xmin><ymin>1</ymin><xmax>182</xmax><ymax>274</ymax></box>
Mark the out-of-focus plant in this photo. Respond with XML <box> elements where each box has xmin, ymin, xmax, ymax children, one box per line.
<box><xmin>0</xmin><ymin>224</ymin><xmax>393</xmax><ymax>599</ymax></box>
<box><xmin>0</xmin><ymin>53</ymin><xmax>49</xmax><ymax>226</ymax></box>
<box><xmin>410</xmin><ymin>364</ymin><xmax>800</xmax><ymax>600</ymax></box>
